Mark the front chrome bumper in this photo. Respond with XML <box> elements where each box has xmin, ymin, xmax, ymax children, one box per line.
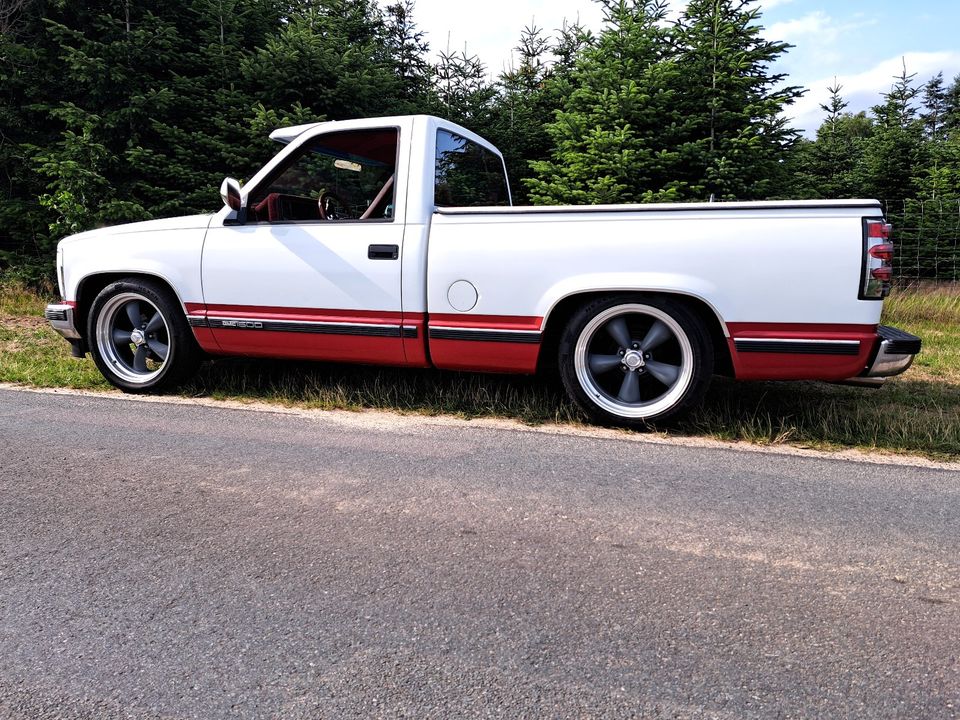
<box><xmin>45</xmin><ymin>303</ymin><xmax>81</xmax><ymax>339</ymax></box>
<box><xmin>842</xmin><ymin>325</ymin><xmax>921</xmax><ymax>387</ymax></box>
<box><xmin>45</xmin><ymin>303</ymin><xmax>87</xmax><ymax>358</ymax></box>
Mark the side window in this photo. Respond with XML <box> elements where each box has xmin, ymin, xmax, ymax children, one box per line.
<box><xmin>249</xmin><ymin>128</ymin><xmax>398</xmax><ymax>223</ymax></box>
<box><xmin>434</xmin><ymin>129</ymin><xmax>510</xmax><ymax>207</ymax></box>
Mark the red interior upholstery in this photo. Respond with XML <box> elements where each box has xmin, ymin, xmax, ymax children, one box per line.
<box><xmin>254</xmin><ymin>193</ymin><xmax>282</xmax><ymax>222</ymax></box>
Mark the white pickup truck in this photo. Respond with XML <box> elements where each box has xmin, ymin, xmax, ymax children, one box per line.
<box><xmin>46</xmin><ymin>114</ymin><xmax>920</xmax><ymax>426</ymax></box>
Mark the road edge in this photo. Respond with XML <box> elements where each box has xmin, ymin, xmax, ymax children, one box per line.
<box><xmin>2</xmin><ymin>382</ymin><xmax>957</xmax><ymax>470</ymax></box>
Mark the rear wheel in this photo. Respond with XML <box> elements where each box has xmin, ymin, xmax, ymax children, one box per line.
<box><xmin>88</xmin><ymin>278</ymin><xmax>200</xmax><ymax>393</ymax></box>
<box><xmin>558</xmin><ymin>295</ymin><xmax>713</xmax><ymax>428</ymax></box>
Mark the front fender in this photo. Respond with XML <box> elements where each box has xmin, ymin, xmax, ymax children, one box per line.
<box><xmin>62</xmin><ymin>226</ymin><xmax>208</xmax><ymax>312</ymax></box>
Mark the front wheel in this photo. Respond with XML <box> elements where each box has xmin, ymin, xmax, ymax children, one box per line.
<box><xmin>558</xmin><ymin>296</ymin><xmax>713</xmax><ymax>428</ymax></box>
<box><xmin>88</xmin><ymin>278</ymin><xmax>200</xmax><ymax>393</ymax></box>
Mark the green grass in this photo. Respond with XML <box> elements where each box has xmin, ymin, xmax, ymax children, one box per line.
<box><xmin>2</xmin><ymin>281</ymin><xmax>959</xmax><ymax>459</ymax></box>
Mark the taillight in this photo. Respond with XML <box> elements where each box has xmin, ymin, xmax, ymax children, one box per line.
<box><xmin>869</xmin><ymin>243</ymin><xmax>894</xmax><ymax>262</ymax></box>
<box><xmin>861</xmin><ymin>218</ymin><xmax>894</xmax><ymax>300</ymax></box>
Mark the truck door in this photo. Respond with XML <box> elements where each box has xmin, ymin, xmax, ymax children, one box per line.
<box><xmin>200</xmin><ymin>126</ymin><xmax>411</xmax><ymax>366</ymax></box>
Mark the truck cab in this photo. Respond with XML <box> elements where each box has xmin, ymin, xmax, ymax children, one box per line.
<box><xmin>198</xmin><ymin>116</ymin><xmax>511</xmax><ymax>369</ymax></box>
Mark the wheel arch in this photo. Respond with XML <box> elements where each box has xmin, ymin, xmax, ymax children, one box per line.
<box><xmin>75</xmin><ymin>271</ymin><xmax>188</xmax><ymax>339</ymax></box>
<box><xmin>539</xmin><ymin>289</ymin><xmax>733</xmax><ymax>377</ymax></box>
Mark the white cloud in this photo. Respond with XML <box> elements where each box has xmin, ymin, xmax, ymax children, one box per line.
<box><xmin>767</xmin><ymin>10</ymin><xmax>832</xmax><ymax>41</ymax></box>
<box><xmin>788</xmin><ymin>51</ymin><xmax>960</xmax><ymax>134</ymax></box>
<box><xmin>767</xmin><ymin>10</ymin><xmax>876</xmax><ymax>48</ymax></box>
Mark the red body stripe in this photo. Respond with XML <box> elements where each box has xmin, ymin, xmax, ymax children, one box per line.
<box><xmin>183</xmin><ymin>304</ymin><xmax>881</xmax><ymax>381</ymax></box>
<box><xmin>727</xmin><ymin>322</ymin><xmax>879</xmax><ymax>381</ymax></box>
<box><xmin>428</xmin><ymin>339</ymin><xmax>540</xmax><ymax>374</ymax></box>
<box><xmin>727</xmin><ymin>322</ymin><xmax>878</xmax><ymax>338</ymax></box>
<box><xmin>191</xmin><ymin>327</ymin><xmax>222</xmax><ymax>354</ymax></box>
<box><xmin>208</xmin><ymin>329</ymin><xmax>407</xmax><ymax>365</ymax></box>
<box><xmin>183</xmin><ymin>303</ymin><xmax>541</xmax><ymax>369</ymax></box>
<box><xmin>401</xmin><ymin>316</ymin><xmax>430</xmax><ymax>367</ymax></box>
<box><xmin>428</xmin><ymin>313</ymin><xmax>543</xmax><ymax>331</ymax></box>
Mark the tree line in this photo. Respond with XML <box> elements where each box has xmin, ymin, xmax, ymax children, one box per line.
<box><xmin>2</xmin><ymin>0</ymin><xmax>959</xmax><ymax>281</ymax></box>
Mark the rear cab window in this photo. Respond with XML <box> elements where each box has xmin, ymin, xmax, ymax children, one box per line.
<box><xmin>434</xmin><ymin>129</ymin><xmax>510</xmax><ymax>207</ymax></box>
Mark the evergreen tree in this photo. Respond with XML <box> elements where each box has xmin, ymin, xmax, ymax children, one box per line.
<box><xmin>0</xmin><ymin>0</ymin><xmax>52</xmax><ymax>269</ymax></box>
<box><xmin>486</xmin><ymin>24</ymin><xmax>555</xmax><ymax>202</ymax></box>
<box><xmin>242</xmin><ymin>0</ymin><xmax>401</xmax><ymax>121</ymax></box>
<box><xmin>526</xmin><ymin>0</ymin><xmax>686</xmax><ymax>205</ymax></box>
<box><xmin>526</xmin><ymin>0</ymin><xmax>801</xmax><ymax>205</ymax></box>
<box><xmin>943</xmin><ymin>74</ymin><xmax>960</xmax><ymax>139</ymax></box>
<box><xmin>432</xmin><ymin>49</ymin><xmax>496</xmax><ymax>127</ymax></box>
<box><xmin>860</xmin><ymin>64</ymin><xmax>925</xmax><ymax>201</ymax></box>
<box><xmin>384</xmin><ymin>0</ymin><xmax>432</xmax><ymax>109</ymax></box>
<box><xmin>914</xmin><ymin>72</ymin><xmax>959</xmax><ymax>203</ymax></box>
<box><xmin>671</xmin><ymin>0</ymin><xmax>804</xmax><ymax>200</ymax></box>
<box><xmin>922</xmin><ymin>72</ymin><xmax>948</xmax><ymax>141</ymax></box>
<box><xmin>789</xmin><ymin>83</ymin><xmax>871</xmax><ymax>198</ymax></box>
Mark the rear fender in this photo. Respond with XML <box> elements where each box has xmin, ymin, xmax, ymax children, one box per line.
<box><xmin>539</xmin><ymin>273</ymin><xmax>728</xmax><ymax>335</ymax></box>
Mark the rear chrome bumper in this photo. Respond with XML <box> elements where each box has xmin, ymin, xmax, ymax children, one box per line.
<box><xmin>842</xmin><ymin>325</ymin><xmax>921</xmax><ymax>386</ymax></box>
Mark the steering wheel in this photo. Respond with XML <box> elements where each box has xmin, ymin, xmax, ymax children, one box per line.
<box><xmin>318</xmin><ymin>190</ymin><xmax>350</xmax><ymax>220</ymax></box>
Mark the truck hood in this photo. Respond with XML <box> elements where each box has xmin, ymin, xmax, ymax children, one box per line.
<box><xmin>57</xmin><ymin>214</ymin><xmax>214</xmax><ymax>247</ymax></box>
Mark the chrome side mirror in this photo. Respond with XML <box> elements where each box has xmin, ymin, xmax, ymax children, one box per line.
<box><xmin>219</xmin><ymin>177</ymin><xmax>243</xmax><ymax>212</ymax></box>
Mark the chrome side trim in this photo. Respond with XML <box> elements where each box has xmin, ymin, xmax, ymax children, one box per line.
<box><xmin>428</xmin><ymin>326</ymin><xmax>542</xmax><ymax>344</ymax></box>
<box><xmin>734</xmin><ymin>338</ymin><xmax>861</xmax><ymax>356</ymax></box>
<box><xmin>189</xmin><ymin>315</ymin><xmax>405</xmax><ymax>339</ymax></box>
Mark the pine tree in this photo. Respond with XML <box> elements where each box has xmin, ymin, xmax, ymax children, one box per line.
<box><xmin>671</xmin><ymin>0</ymin><xmax>804</xmax><ymax>200</ymax></box>
<box><xmin>914</xmin><ymin>72</ymin><xmax>959</xmax><ymax>203</ymax></box>
<box><xmin>789</xmin><ymin>83</ymin><xmax>871</xmax><ymax>198</ymax></box>
<box><xmin>242</xmin><ymin>0</ymin><xmax>402</xmax><ymax>121</ymax></box>
<box><xmin>487</xmin><ymin>24</ymin><xmax>555</xmax><ymax>202</ymax></box>
<box><xmin>944</xmin><ymin>73</ymin><xmax>960</xmax><ymax>139</ymax></box>
<box><xmin>525</xmin><ymin>0</ymin><xmax>686</xmax><ymax>205</ymax></box>
<box><xmin>384</xmin><ymin>0</ymin><xmax>432</xmax><ymax>109</ymax></box>
<box><xmin>922</xmin><ymin>72</ymin><xmax>948</xmax><ymax>141</ymax></box>
<box><xmin>0</xmin><ymin>0</ymin><xmax>53</xmax><ymax>270</ymax></box>
<box><xmin>433</xmin><ymin>49</ymin><xmax>496</xmax><ymax>127</ymax></box>
<box><xmin>860</xmin><ymin>63</ymin><xmax>925</xmax><ymax>201</ymax></box>
<box><xmin>526</xmin><ymin>0</ymin><xmax>801</xmax><ymax>205</ymax></box>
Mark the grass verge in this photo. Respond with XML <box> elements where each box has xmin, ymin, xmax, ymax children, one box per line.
<box><xmin>2</xmin><ymin>281</ymin><xmax>959</xmax><ymax>460</ymax></box>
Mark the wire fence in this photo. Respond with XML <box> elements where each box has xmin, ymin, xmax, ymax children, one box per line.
<box><xmin>881</xmin><ymin>199</ymin><xmax>960</xmax><ymax>283</ymax></box>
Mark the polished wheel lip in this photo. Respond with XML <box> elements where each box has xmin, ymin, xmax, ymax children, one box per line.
<box><xmin>574</xmin><ymin>304</ymin><xmax>694</xmax><ymax>419</ymax></box>
<box><xmin>95</xmin><ymin>292</ymin><xmax>170</xmax><ymax>385</ymax></box>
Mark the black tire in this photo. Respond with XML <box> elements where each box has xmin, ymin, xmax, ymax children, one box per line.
<box><xmin>87</xmin><ymin>277</ymin><xmax>201</xmax><ymax>393</ymax></box>
<box><xmin>558</xmin><ymin>295</ymin><xmax>713</xmax><ymax>428</ymax></box>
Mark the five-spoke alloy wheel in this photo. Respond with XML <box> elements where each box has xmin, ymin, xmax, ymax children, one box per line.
<box><xmin>559</xmin><ymin>296</ymin><xmax>713</xmax><ymax>427</ymax></box>
<box><xmin>88</xmin><ymin>278</ymin><xmax>200</xmax><ymax>393</ymax></box>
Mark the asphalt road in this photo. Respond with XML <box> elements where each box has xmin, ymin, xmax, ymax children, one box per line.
<box><xmin>0</xmin><ymin>387</ymin><xmax>958</xmax><ymax>719</ymax></box>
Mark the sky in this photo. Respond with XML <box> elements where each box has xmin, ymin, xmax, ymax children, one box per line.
<box><xmin>380</xmin><ymin>0</ymin><xmax>960</xmax><ymax>136</ymax></box>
